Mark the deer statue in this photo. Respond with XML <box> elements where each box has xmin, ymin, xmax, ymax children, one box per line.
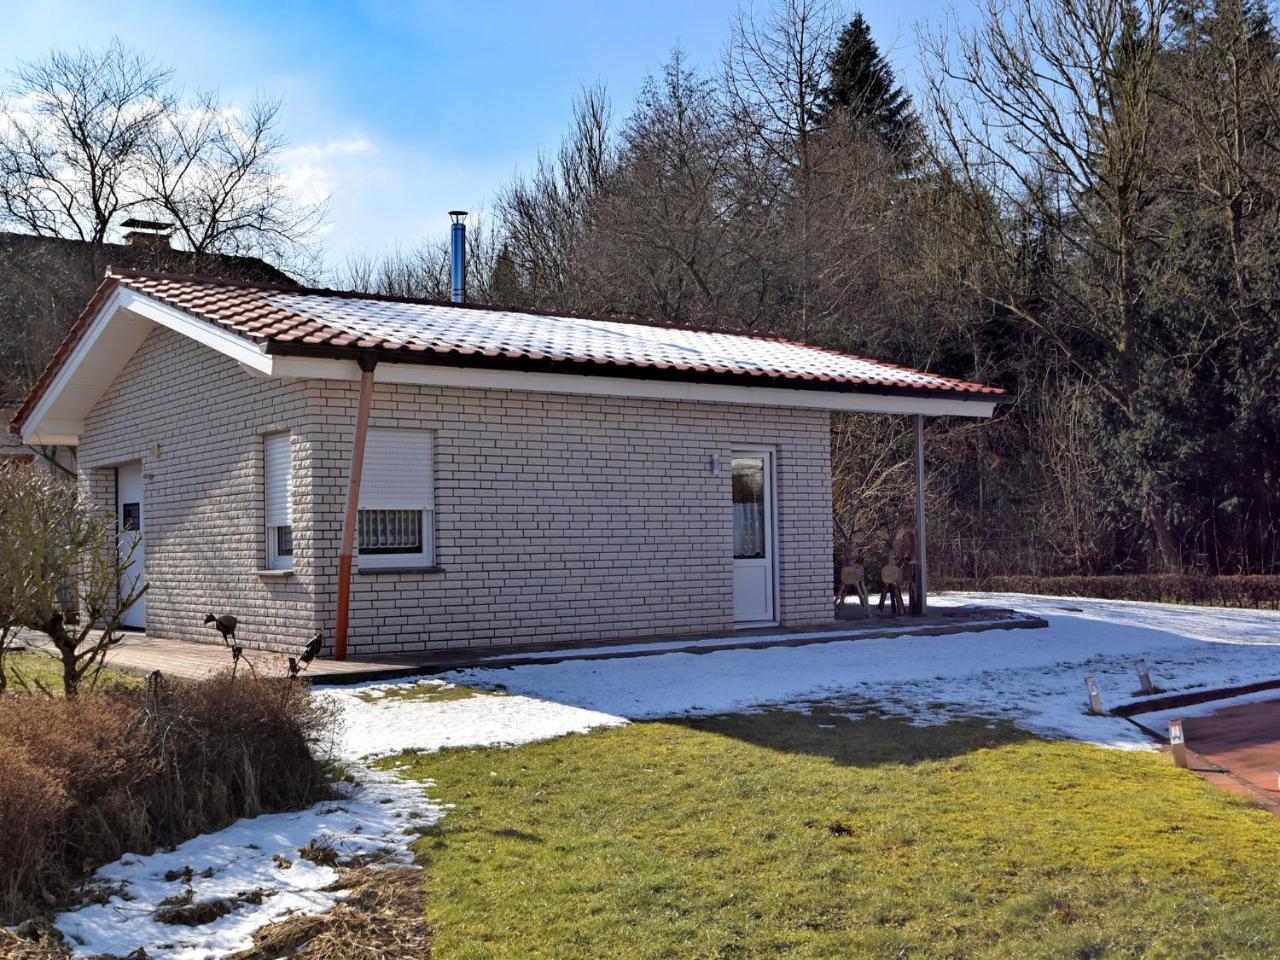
<box><xmin>833</xmin><ymin>509</ymin><xmax>870</xmax><ymax>619</ymax></box>
<box><xmin>878</xmin><ymin>525</ymin><xmax>912</xmax><ymax>617</ymax></box>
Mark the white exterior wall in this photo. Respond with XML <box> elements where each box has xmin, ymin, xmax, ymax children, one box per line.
<box><xmin>78</xmin><ymin>328</ymin><xmax>320</xmax><ymax>650</ymax></box>
<box><xmin>77</xmin><ymin>326</ymin><xmax>834</xmax><ymax>655</ymax></box>
<box><xmin>308</xmin><ymin>379</ymin><xmax>833</xmax><ymax>654</ymax></box>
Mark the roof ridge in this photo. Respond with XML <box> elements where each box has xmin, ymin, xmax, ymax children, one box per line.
<box><xmin>103</xmin><ymin>266</ymin><xmax>937</xmax><ymax>369</ymax></box>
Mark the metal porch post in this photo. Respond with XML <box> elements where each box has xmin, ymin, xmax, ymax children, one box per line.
<box><xmin>914</xmin><ymin>414</ymin><xmax>928</xmax><ymax>616</ymax></box>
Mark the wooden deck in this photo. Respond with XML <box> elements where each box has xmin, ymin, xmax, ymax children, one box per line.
<box><xmin>16</xmin><ymin>604</ymin><xmax>1046</xmax><ymax>686</ymax></box>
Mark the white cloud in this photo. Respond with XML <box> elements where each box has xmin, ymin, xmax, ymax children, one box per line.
<box><xmin>277</xmin><ymin>133</ymin><xmax>509</xmax><ymax>275</ymax></box>
<box><xmin>278</xmin><ymin>135</ymin><xmax>377</xmax><ymax>207</ymax></box>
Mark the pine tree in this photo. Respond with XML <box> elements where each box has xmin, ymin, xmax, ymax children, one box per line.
<box><xmin>819</xmin><ymin>12</ymin><xmax>918</xmax><ymax>158</ymax></box>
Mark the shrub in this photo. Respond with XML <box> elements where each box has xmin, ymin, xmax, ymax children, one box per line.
<box><xmin>0</xmin><ymin>466</ymin><xmax>144</xmax><ymax>696</ymax></box>
<box><xmin>0</xmin><ymin>672</ymin><xmax>338</xmax><ymax>923</ymax></box>
<box><xmin>935</xmin><ymin>574</ymin><xmax>1280</xmax><ymax>609</ymax></box>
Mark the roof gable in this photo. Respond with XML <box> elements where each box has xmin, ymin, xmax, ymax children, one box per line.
<box><xmin>13</xmin><ymin>269</ymin><xmax>1005</xmax><ymax>442</ymax></box>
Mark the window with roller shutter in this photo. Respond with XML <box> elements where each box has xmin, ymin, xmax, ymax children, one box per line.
<box><xmin>357</xmin><ymin>428</ymin><xmax>434</xmax><ymax>569</ymax></box>
<box><xmin>264</xmin><ymin>432</ymin><xmax>293</xmax><ymax>569</ymax></box>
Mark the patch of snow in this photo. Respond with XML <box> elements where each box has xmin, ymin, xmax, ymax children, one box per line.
<box><xmin>933</xmin><ymin>591</ymin><xmax>1280</xmax><ymax>646</ymax></box>
<box><xmin>407</xmin><ymin>593</ymin><xmax>1280</xmax><ymax>752</ymax></box>
<box><xmin>318</xmin><ymin>680</ymin><xmax>627</xmax><ymax>760</ymax></box>
<box><xmin>54</xmin><ymin>768</ymin><xmax>440</xmax><ymax>960</ymax></box>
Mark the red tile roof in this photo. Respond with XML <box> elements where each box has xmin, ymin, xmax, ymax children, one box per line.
<box><xmin>14</xmin><ymin>269</ymin><xmax>1005</xmax><ymax>433</ymax></box>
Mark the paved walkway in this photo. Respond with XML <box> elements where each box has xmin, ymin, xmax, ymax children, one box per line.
<box><xmin>1180</xmin><ymin>697</ymin><xmax>1280</xmax><ymax>814</ymax></box>
<box><xmin>28</xmin><ymin>604</ymin><xmax>1044</xmax><ymax>685</ymax></box>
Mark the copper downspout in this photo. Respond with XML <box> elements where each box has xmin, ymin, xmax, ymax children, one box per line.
<box><xmin>334</xmin><ymin>355</ymin><xmax>377</xmax><ymax>661</ymax></box>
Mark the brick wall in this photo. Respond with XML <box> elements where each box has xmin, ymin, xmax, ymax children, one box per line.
<box><xmin>306</xmin><ymin>380</ymin><xmax>833</xmax><ymax>655</ymax></box>
<box><xmin>78</xmin><ymin>327</ymin><xmax>834</xmax><ymax>655</ymax></box>
<box><xmin>79</xmin><ymin>327</ymin><xmax>319</xmax><ymax>651</ymax></box>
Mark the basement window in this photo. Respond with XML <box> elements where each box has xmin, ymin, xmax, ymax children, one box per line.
<box><xmin>357</xmin><ymin>428</ymin><xmax>434</xmax><ymax>569</ymax></box>
<box><xmin>264</xmin><ymin>432</ymin><xmax>293</xmax><ymax>570</ymax></box>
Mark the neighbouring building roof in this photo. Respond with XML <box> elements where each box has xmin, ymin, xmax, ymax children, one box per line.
<box><xmin>13</xmin><ymin>269</ymin><xmax>1006</xmax><ymax>441</ymax></box>
<box><xmin>0</xmin><ymin>231</ymin><xmax>293</xmax><ymax>286</ymax></box>
<box><xmin>0</xmin><ymin>232</ymin><xmax>293</xmax><ymax>407</ymax></box>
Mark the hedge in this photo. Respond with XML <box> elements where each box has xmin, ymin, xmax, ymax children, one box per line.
<box><xmin>934</xmin><ymin>574</ymin><xmax>1280</xmax><ymax>609</ymax></box>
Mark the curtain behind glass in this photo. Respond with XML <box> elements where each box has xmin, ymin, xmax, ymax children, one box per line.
<box><xmin>732</xmin><ymin>457</ymin><xmax>766</xmax><ymax>559</ymax></box>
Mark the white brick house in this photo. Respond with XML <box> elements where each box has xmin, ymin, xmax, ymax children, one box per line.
<box><xmin>12</xmin><ymin>270</ymin><xmax>1003</xmax><ymax>658</ymax></box>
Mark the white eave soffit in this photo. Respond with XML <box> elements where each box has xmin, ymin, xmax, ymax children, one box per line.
<box><xmin>19</xmin><ymin>287</ymin><xmax>273</xmax><ymax>445</ymax></box>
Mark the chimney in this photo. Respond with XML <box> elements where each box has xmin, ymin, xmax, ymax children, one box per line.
<box><xmin>449</xmin><ymin>210</ymin><xmax>467</xmax><ymax>303</ymax></box>
<box><xmin>121</xmin><ymin>218</ymin><xmax>173</xmax><ymax>250</ymax></box>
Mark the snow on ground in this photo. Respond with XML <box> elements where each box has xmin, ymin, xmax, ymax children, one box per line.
<box><xmin>307</xmin><ymin>594</ymin><xmax>1280</xmax><ymax>758</ymax></box>
<box><xmin>53</xmin><ymin>768</ymin><xmax>441</xmax><ymax>960</ymax></box>
<box><xmin>369</xmin><ymin>593</ymin><xmax>1280</xmax><ymax>752</ymax></box>
<box><xmin>321</xmin><ymin>680</ymin><xmax>628</xmax><ymax>759</ymax></box>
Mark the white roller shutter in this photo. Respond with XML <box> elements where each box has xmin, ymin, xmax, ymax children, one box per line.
<box><xmin>264</xmin><ymin>432</ymin><xmax>292</xmax><ymax>527</ymax></box>
<box><xmin>357</xmin><ymin>429</ymin><xmax>434</xmax><ymax>567</ymax></box>
<box><xmin>359</xmin><ymin>429</ymin><xmax>433</xmax><ymax>511</ymax></box>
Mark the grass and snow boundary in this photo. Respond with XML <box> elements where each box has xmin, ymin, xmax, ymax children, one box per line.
<box><xmin>53</xmin><ymin>769</ymin><xmax>438</xmax><ymax>958</ymax></box>
<box><xmin>319</xmin><ymin>593</ymin><xmax>1280</xmax><ymax>757</ymax></box>
<box><xmin>46</xmin><ymin>593</ymin><xmax>1280</xmax><ymax>957</ymax></box>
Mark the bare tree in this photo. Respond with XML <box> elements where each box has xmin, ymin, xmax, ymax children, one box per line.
<box><xmin>723</xmin><ymin>0</ymin><xmax>844</xmax><ymax>334</ymax></box>
<box><xmin>141</xmin><ymin>93</ymin><xmax>324</xmax><ymax>266</ymax></box>
<box><xmin>575</xmin><ymin>49</ymin><xmax>748</xmax><ymax>323</ymax></box>
<box><xmin>0</xmin><ymin>467</ymin><xmax>144</xmax><ymax>697</ymax></box>
<box><xmin>0</xmin><ymin>40</ymin><xmax>171</xmax><ymax>241</ymax></box>
<box><xmin>497</xmin><ymin>84</ymin><xmax>615</xmax><ymax>309</ymax></box>
<box><xmin>0</xmin><ymin>40</ymin><xmax>322</xmax><ymax>271</ymax></box>
<box><xmin>922</xmin><ymin>0</ymin><xmax>1184</xmax><ymax>569</ymax></box>
<box><xmin>723</xmin><ymin>0</ymin><xmax>839</xmax><ymax>185</ymax></box>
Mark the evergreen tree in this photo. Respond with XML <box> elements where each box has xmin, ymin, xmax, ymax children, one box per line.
<box><xmin>818</xmin><ymin>12</ymin><xmax>918</xmax><ymax>157</ymax></box>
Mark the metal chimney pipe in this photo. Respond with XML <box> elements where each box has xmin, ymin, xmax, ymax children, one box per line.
<box><xmin>449</xmin><ymin>210</ymin><xmax>467</xmax><ymax>303</ymax></box>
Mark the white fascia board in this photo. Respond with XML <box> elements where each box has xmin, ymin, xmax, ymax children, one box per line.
<box><xmin>271</xmin><ymin>355</ymin><xmax>998</xmax><ymax>418</ymax></box>
<box><xmin>119</xmin><ymin>291</ymin><xmax>274</xmax><ymax>374</ymax></box>
<box><xmin>19</xmin><ymin>287</ymin><xmax>273</xmax><ymax>444</ymax></box>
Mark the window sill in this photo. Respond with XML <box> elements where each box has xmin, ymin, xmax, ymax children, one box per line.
<box><xmin>256</xmin><ymin>568</ymin><xmax>295</xmax><ymax>579</ymax></box>
<box><xmin>355</xmin><ymin>564</ymin><xmax>445</xmax><ymax>576</ymax></box>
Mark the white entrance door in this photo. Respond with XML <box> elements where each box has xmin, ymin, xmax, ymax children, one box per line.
<box><xmin>117</xmin><ymin>461</ymin><xmax>145</xmax><ymax>630</ymax></box>
<box><xmin>732</xmin><ymin>451</ymin><xmax>776</xmax><ymax>624</ymax></box>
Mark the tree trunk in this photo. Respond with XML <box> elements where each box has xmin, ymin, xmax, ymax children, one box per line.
<box><xmin>1147</xmin><ymin>499</ymin><xmax>1182</xmax><ymax>574</ymax></box>
<box><xmin>45</xmin><ymin>614</ymin><xmax>80</xmax><ymax>698</ymax></box>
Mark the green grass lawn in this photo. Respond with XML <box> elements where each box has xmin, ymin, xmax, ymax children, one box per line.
<box><xmin>390</xmin><ymin>707</ymin><xmax>1280</xmax><ymax>960</ymax></box>
<box><xmin>3</xmin><ymin>649</ymin><xmax>139</xmax><ymax>693</ymax></box>
<box><xmin>355</xmin><ymin>680</ymin><xmax>491</xmax><ymax>705</ymax></box>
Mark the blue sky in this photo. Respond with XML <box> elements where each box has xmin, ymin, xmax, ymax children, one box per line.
<box><xmin>2</xmin><ymin>1</ymin><xmax>955</xmax><ymax>268</ymax></box>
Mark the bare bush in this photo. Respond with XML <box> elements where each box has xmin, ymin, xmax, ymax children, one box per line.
<box><xmin>0</xmin><ymin>467</ymin><xmax>143</xmax><ymax>696</ymax></box>
<box><xmin>936</xmin><ymin>573</ymin><xmax>1280</xmax><ymax>609</ymax></box>
<box><xmin>0</xmin><ymin>671</ymin><xmax>337</xmax><ymax>923</ymax></box>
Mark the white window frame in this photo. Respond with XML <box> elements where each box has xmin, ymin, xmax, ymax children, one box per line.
<box><xmin>357</xmin><ymin>428</ymin><xmax>435</xmax><ymax>570</ymax></box>
<box><xmin>264</xmin><ymin>431</ymin><xmax>294</xmax><ymax>570</ymax></box>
